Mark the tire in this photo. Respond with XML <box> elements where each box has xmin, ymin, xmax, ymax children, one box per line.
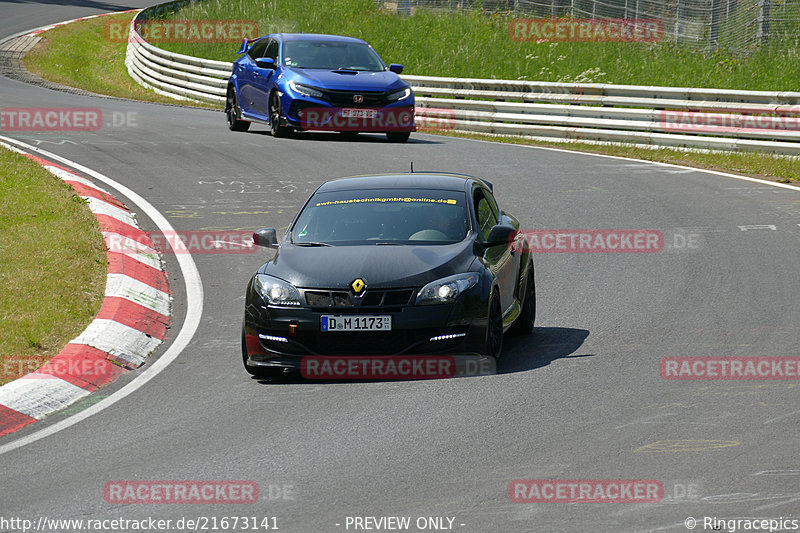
<box><xmin>226</xmin><ymin>89</ymin><xmax>250</xmax><ymax>132</ymax></box>
<box><xmin>269</xmin><ymin>93</ymin><xmax>292</xmax><ymax>138</ymax></box>
<box><xmin>515</xmin><ymin>261</ymin><xmax>536</xmax><ymax>335</ymax></box>
<box><xmin>485</xmin><ymin>290</ymin><xmax>503</xmax><ymax>359</ymax></box>
<box><xmin>386</xmin><ymin>131</ymin><xmax>410</xmax><ymax>143</ymax></box>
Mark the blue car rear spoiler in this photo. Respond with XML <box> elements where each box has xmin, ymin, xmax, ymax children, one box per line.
<box><xmin>237</xmin><ymin>37</ymin><xmax>258</xmax><ymax>55</ymax></box>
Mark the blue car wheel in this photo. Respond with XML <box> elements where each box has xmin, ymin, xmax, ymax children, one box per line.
<box><xmin>226</xmin><ymin>88</ymin><xmax>250</xmax><ymax>132</ymax></box>
<box><xmin>269</xmin><ymin>93</ymin><xmax>292</xmax><ymax>138</ymax></box>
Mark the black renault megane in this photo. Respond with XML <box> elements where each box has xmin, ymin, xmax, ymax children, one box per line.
<box><xmin>242</xmin><ymin>172</ymin><xmax>535</xmax><ymax>377</ymax></box>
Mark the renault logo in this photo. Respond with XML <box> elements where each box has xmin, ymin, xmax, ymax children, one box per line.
<box><xmin>353</xmin><ymin>94</ymin><xmax>363</xmax><ymax>104</ymax></box>
<box><xmin>351</xmin><ymin>278</ymin><xmax>366</xmax><ymax>294</ymax></box>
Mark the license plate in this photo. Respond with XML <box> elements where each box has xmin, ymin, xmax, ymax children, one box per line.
<box><xmin>340</xmin><ymin>108</ymin><xmax>377</xmax><ymax>118</ymax></box>
<box><xmin>321</xmin><ymin>315</ymin><xmax>391</xmax><ymax>331</ymax></box>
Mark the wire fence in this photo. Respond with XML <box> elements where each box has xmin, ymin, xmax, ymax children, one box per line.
<box><xmin>380</xmin><ymin>0</ymin><xmax>800</xmax><ymax>52</ymax></box>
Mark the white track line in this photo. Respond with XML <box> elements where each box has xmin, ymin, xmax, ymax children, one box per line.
<box><xmin>0</xmin><ymin>136</ymin><xmax>203</xmax><ymax>455</ymax></box>
<box><xmin>445</xmin><ymin>134</ymin><xmax>800</xmax><ymax>192</ymax></box>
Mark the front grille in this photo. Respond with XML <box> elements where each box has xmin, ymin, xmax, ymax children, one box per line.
<box><xmin>303</xmin><ymin>288</ymin><xmax>415</xmax><ymax>308</ymax></box>
<box><xmin>259</xmin><ymin>325</ymin><xmax>470</xmax><ymax>356</ymax></box>
<box><xmin>319</xmin><ymin>89</ymin><xmax>390</xmax><ymax>107</ymax></box>
<box><xmin>307</xmin><ymin>326</ymin><xmax>470</xmax><ymax>355</ymax></box>
<box><xmin>384</xmin><ymin>290</ymin><xmax>414</xmax><ymax>306</ymax></box>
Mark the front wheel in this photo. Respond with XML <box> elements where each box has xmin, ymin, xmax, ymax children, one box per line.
<box><xmin>269</xmin><ymin>93</ymin><xmax>292</xmax><ymax>138</ymax></box>
<box><xmin>386</xmin><ymin>131</ymin><xmax>410</xmax><ymax>143</ymax></box>
<box><xmin>514</xmin><ymin>261</ymin><xmax>536</xmax><ymax>335</ymax></box>
<box><xmin>485</xmin><ymin>290</ymin><xmax>503</xmax><ymax>359</ymax></box>
<box><xmin>226</xmin><ymin>89</ymin><xmax>250</xmax><ymax>132</ymax></box>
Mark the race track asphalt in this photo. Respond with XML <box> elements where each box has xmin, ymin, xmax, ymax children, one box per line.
<box><xmin>1</xmin><ymin>3</ymin><xmax>799</xmax><ymax>531</ymax></box>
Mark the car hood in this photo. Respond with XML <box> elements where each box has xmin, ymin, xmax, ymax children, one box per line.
<box><xmin>288</xmin><ymin>68</ymin><xmax>407</xmax><ymax>92</ymax></box>
<box><xmin>261</xmin><ymin>240</ymin><xmax>476</xmax><ymax>289</ymax></box>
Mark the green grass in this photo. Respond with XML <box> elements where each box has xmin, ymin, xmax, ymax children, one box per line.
<box><xmin>0</xmin><ymin>148</ymin><xmax>107</xmax><ymax>385</ymax></box>
<box><xmin>155</xmin><ymin>0</ymin><xmax>800</xmax><ymax>91</ymax></box>
<box><xmin>23</xmin><ymin>12</ymin><xmax>211</xmax><ymax>107</ymax></box>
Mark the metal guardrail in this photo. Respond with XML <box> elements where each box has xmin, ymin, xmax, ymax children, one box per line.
<box><xmin>125</xmin><ymin>6</ymin><xmax>800</xmax><ymax>154</ymax></box>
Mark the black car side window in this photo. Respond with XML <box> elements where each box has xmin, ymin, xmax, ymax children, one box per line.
<box><xmin>484</xmin><ymin>189</ymin><xmax>501</xmax><ymax>220</ymax></box>
<box><xmin>474</xmin><ymin>190</ymin><xmax>499</xmax><ymax>242</ymax></box>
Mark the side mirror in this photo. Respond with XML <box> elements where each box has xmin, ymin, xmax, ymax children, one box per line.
<box><xmin>253</xmin><ymin>228</ymin><xmax>279</xmax><ymax>248</ymax></box>
<box><xmin>388</xmin><ymin>63</ymin><xmax>404</xmax><ymax>74</ymax></box>
<box><xmin>485</xmin><ymin>224</ymin><xmax>517</xmax><ymax>247</ymax></box>
<box><xmin>255</xmin><ymin>57</ymin><xmax>275</xmax><ymax>69</ymax></box>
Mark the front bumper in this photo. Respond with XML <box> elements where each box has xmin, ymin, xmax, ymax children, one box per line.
<box><xmin>284</xmin><ymin>95</ymin><xmax>416</xmax><ymax>132</ymax></box>
<box><xmin>244</xmin><ymin>294</ymin><xmax>488</xmax><ymax>368</ymax></box>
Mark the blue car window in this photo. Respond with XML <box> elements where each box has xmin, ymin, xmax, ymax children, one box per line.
<box><xmin>264</xmin><ymin>39</ymin><xmax>279</xmax><ymax>61</ymax></box>
<box><xmin>283</xmin><ymin>41</ymin><xmax>384</xmax><ymax>71</ymax></box>
<box><xmin>247</xmin><ymin>39</ymin><xmax>268</xmax><ymax>60</ymax></box>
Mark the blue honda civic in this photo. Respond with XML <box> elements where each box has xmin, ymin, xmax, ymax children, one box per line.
<box><xmin>225</xmin><ymin>33</ymin><xmax>415</xmax><ymax>142</ymax></box>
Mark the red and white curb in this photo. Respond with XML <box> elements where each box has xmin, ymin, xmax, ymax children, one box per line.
<box><xmin>0</xmin><ymin>143</ymin><xmax>171</xmax><ymax>437</ymax></box>
<box><xmin>21</xmin><ymin>9</ymin><xmax>138</xmax><ymax>37</ymax></box>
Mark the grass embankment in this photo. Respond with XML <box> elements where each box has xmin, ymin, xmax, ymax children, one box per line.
<box><xmin>21</xmin><ymin>2</ymin><xmax>800</xmax><ymax>184</ymax></box>
<box><xmin>0</xmin><ymin>148</ymin><xmax>107</xmax><ymax>385</ymax></box>
<box><xmin>23</xmin><ymin>12</ymin><xmax>209</xmax><ymax>106</ymax></box>
<box><xmin>159</xmin><ymin>0</ymin><xmax>800</xmax><ymax>90</ymax></box>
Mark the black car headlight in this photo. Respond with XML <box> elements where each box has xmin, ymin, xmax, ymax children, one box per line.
<box><xmin>255</xmin><ymin>274</ymin><xmax>302</xmax><ymax>306</ymax></box>
<box><xmin>387</xmin><ymin>87</ymin><xmax>411</xmax><ymax>102</ymax></box>
<box><xmin>289</xmin><ymin>81</ymin><xmax>324</xmax><ymax>99</ymax></box>
<box><xmin>415</xmin><ymin>273</ymin><xmax>479</xmax><ymax>306</ymax></box>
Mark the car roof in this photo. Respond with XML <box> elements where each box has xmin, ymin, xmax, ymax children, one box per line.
<box><xmin>315</xmin><ymin>173</ymin><xmax>491</xmax><ymax>193</ymax></box>
<box><xmin>276</xmin><ymin>33</ymin><xmax>367</xmax><ymax>44</ymax></box>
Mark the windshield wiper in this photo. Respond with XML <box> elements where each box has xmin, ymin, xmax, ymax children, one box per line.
<box><xmin>293</xmin><ymin>241</ymin><xmax>332</xmax><ymax>247</ymax></box>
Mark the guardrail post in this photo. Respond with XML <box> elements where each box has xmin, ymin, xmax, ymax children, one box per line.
<box><xmin>757</xmin><ymin>0</ymin><xmax>771</xmax><ymax>44</ymax></box>
<box><xmin>675</xmin><ymin>0</ymin><xmax>686</xmax><ymax>45</ymax></box>
<box><xmin>398</xmin><ymin>0</ymin><xmax>411</xmax><ymax>16</ymax></box>
<box><xmin>710</xmin><ymin>0</ymin><xmax>721</xmax><ymax>49</ymax></box>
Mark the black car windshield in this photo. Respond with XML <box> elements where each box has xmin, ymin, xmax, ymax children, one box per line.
<box><xmin>292</xmin><ymin>189</ymin><xmax>469</xmax><ymax>245</ymax></box>
<box><xmin>282</xmin><ymin>40</ymin><xmax>385</xmax><ymax>71</ymax></box>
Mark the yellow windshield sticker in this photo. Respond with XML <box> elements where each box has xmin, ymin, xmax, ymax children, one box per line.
<box><xmin>316</xmin><ymin>197</ymin><xmax>458</xmax><ymax>207</ymax></box>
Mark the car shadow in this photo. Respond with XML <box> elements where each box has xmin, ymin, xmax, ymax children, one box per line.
<box><xmin>498</xmin><ymin>326</ymin><xmax>592</xmax><ymax>374</ymax></box>
<box><xmin>244</xmin><ymin>129</ymin><xmax>444</xmax><ymax>144</ymax></box>
<box><xmin>249</xmin><ymin>326</ymin><xmax>590</xmax><ymax>385</ymax></box>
